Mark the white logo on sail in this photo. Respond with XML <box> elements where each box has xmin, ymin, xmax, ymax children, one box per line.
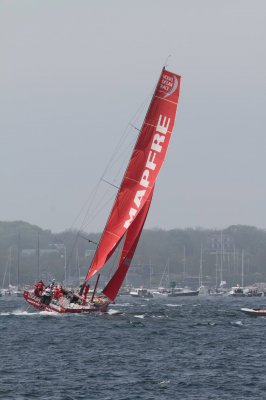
<box><xmin>164</xmin><ymin>76</ymin><xmax>178</xmax><ymax>98</ymax></box>
<box><xmin>159</xmin><ymin>74</ymin><xmax>179</xmax><ymax>98</ymax></box>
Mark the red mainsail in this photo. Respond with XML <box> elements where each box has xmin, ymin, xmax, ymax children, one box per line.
<box><xmin>86</xmin><ymin>68</ymin><xmax>181</xmax><ymax>281</ymax></box>
<box><xmin>102</xmin><ymin>187</ymin><xmax>154</xmax><ymax>301</ymax></box>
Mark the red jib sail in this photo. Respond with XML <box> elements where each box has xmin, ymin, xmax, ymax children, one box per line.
<box><xmin>102</xmin><ymin>187</ymin><xmax>154</xmax><ymax>301</ymax></box>
<box><xmin>86</xmin><ymin>68</ymin><xmax>181</xmax><ymax>281</ymax></box>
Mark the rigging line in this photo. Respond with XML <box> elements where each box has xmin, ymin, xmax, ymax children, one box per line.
<box><xmin>103</xmin><ymin>127</ymin><xmax>141</xmax><ymax>189</ymax></box>
<box><xmin>100</xmin><ymin>126</ymin><xmax>136</xmax><ymax>180</ymax></box>
<box><xmin>62</xmin><ymin>179</ymin><xmax>112</xmax><ymax>268</ymax></box>
<box><xmin>74</xmin><ymin>127</ymin><xmax>136</xmax><ymax>228</ymax></box>
<box><xmin>106</xmin><ymin>236</ymin><xmax>124</xmax><ymax>282</ymax></box>
<box><xmin>78</xmin><ymin>178</ymin><xmax>106</xmax><ymax>231</ymax></box>
<box><xmin>81</xmin><ymin>173</ymin><xmax>126</xmax><ymax>231</ymax></box>
<box><xmin>129</xmin><ymin>90</ymin><xmax>154</xmax><ymax>126</ymax></box>
<box><xmin>130</xmin><ymin>124</ymin><xmax>140</xmax><ymax>132</ymax></box>
<box><xmin>108</xmin><ymin>139</ymin><xmax>136</xmax><ymax>187</ymax></box>
<box><xmin>25</xmin><ymin>305</ymin><xmax>31</xmax><ymax>313</ymax></box>
<box><xmin>78</xmin><ymin>233</ymin><xmax>98</xmax><ymax>246</ymax></box>
<box><xmin>110</xmin><ymin>133</ymin><xmax>136</xmax><ymax>168</ymax></box>
<box><xmin>108</xmin><ymin>129</ymin><xmax>137</xmax><ymax>168</ymax></box>
<box><xmin>65</xmin><ymin>86</ymin><xmax>153</xmax><ymax>266</ymax></box>
<box><xmin>68</xmin><ymin>129</ymin><xmax>136</xmax><ymax>233</ymax></box>
<box><xmin>64</xmin><ymin>227</ymin><xmax>95</xmax><ymax>280</ymax></box>
<box><xmin>73</xmin><ymin>181</ymin><xmax>103</xmax><ymax>227</ymax></box>
<box><xmin>100</xmin><ymin>127</ymin><xmax>135</xmax><ymax>180</ymax></box>
<box><xmin>81</xmin><ymin>192</ymin><xmax>116</xmax><ymax>231</ymax></box>
<box><xmin>74</xmin><ymin>130</ymin><xmax>133</xmax><ymax>234</ymax></box>
<box><xmin>55</xmin><ymin>182</ymin><xmax>102</xmax><ymax>269</ymax></box>
<box><xmin>105</xmin><ymin>124</ymin><xmax>138</xmax><ymax>177</ymax></box>
<box><xmin>56</xmin><ymin>181</ymin><xmax>100</xmax><ymax>250</ymax></box>
<box><xmin>76</xmin><ymin>90</ymin><xmax>152</xmax><ymax>233</ymax></box>
<box><xmin>102</xmin><ymin>179</ymin><xmax>119</xmax><ymax>189</ymax></box>
<box><xmin>79</xmin><ymin>182</ymin><xmax>115</xmax><ymax>230</ymax></box>
<box><xmin>80</xmin><ymin>138</ymin><xmax>136</xmax><ymax>230</ymax></box>
<box><xmin>100</xmin><ymin>92</ymin><xmax>152</xmax><ymax>180</ymax></box>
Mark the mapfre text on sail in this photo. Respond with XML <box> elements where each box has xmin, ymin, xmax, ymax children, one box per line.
<box><xmin>124</xmin><ymin>114</ymin><xmax>170</xmax><ymax>229</ymax></box>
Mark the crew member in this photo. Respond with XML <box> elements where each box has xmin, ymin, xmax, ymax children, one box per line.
<box><xmin>34</xmin><ymin>280</ymin><xmax>45</xmax><ymax>297</ymax></box>
<box><xmin>41</xmin><ymin>286</ymin><xmax>53</xmax><ymax>305</ymax></box>
<box><xmin>53</xmin><ymin>286</ymin><xmax>61</xmax><ymax>302</ymax></box>
<box><xmin>82</xmin><ymin>284</ymin><xmax>90</xmax><ymax>304</ymax></box>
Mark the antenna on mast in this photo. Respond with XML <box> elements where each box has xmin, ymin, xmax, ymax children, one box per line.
<box><xmin>164</xmin><ymin>54</ymin><xmax>172</xmax><ymax>68</ymax></box>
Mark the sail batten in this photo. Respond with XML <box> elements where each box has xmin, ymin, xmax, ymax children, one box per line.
<box><xmin>86</xmin><ymin>68</ymin><xmax>181</xmax><ymax>282</ymax></box>
<box><xmin>154</xmin><ymin>96</ymin><xmax>179</xmax><ymax>104</ymax></box>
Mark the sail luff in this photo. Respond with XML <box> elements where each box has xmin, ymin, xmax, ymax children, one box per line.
<box><xmin>102</xmin><ymin>187</ymin><xmax>154</xmax><ymax>301</ymax></box>
<box><xmin>86</xmin><ymin>68</ymin><xmax>181</xmax><ymax>281</ymax></box>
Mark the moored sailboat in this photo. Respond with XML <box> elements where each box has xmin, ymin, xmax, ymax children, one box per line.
<box><xmin>23</xmin><ymin>66</ymin><xmax>181</xmax><ymax>313</ymax></box>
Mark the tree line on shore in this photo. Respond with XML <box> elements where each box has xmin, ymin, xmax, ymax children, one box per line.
<box><xmin>1</xmin><ymin>221</ymin><xmax>266</xmax><ymax>289</ymax></box>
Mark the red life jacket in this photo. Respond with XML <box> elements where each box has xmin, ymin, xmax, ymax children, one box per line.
<box><xmin>53</xmin><ymin>288</ymin><xmax>60</xmax><ymax>299</ymax></box>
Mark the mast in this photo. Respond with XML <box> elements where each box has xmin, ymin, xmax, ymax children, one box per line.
<box><xmin>241</xmin><ymin>249</ymin><xmax>244</xmax><ymax>288</ymax></box>
<box><xmin>17</xmin><ymin>233</ymin><xmax>20</xmax><ymax>291</ymax></box>
<box><xmin>215</xmin><ymin>250</ymin><xmax>218</xmax><ymax>288</ymax></box>
<box><xmin>91</xmin><ymin>274</ymin><xmax>100</xmax><ymax>303</ymax></box>
<box><xmin>37</xmin><ymin>232</ymin><xmax>40</xmax><ymax>280</ymax></box>
<box><xmin>2</xmin><ymin>247</ymin><xmax>11</xmax><ymax>290</ymax></box>
<box><xmin>8</xmin><ymin>247</ymin><xmax>11</xmax><ymax>288</ymax></box>
<box><xmin>220</xmin><ymin>231</ymin><xmax>223</xmax><ymax>286</ymax></box>
<box><xmin>159</xmin><ymin>259</ymin><xmax>170</xmax><ymax>289</ymax></box>
<box><xmin>149</xmin><ymin>257</ymin><xmax>152</xmax><ymax>290</ymax></box>
<box><xmin>183</xmin><ymin>245</ymin><xmax>186</xmax><ymax>284</ymax></box>
<box><xmin>76</xmin><ymin>248</ymin><xmax>80</xmax><ymax>283</ymax></box>
<box><xmin>199</xmin><ymin>245</ymin><xmax>203</xmax><ymax>288</ymax></box>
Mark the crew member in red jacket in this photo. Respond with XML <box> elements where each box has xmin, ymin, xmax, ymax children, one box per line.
<box><xmin>82</xmin><ymin>284</ymin><xmax>90</xmax><ymax>304</ymax></box>
<box><xmin>53</xmin><ymin>286</ymin><xmax>63</xmax><ymax>303</ymax></box>
<box><xmin>34</xmin><ymin>280</ymin><xmax>45</xmax><ymax>297</ymax></box>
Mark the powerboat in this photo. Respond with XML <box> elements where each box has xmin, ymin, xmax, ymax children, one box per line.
<box><xmin>130</xmin><ymin>288</ymin><xmax>153</xmax><ymax>298</ymax></box>
<box><xmin>168</xmin><ymin>287</ymin><xmax>199</xmax><ymax>297</ymax></box>
<box><xmin>241</xmin><ymin>308</ymin><xmax>266</xmax><ymax>316</ymax></box>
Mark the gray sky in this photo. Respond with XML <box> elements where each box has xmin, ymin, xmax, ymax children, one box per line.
<box><xmin>1</xmin><ymin>0</ymin><xmax>266</xmax><ymax>233</ymax></box>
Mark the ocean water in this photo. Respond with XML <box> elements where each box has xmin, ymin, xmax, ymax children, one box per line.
<box><xmin>1</xmin><ymin>295</ymin><xmax>266</xmax><ymax>400</ymax></box>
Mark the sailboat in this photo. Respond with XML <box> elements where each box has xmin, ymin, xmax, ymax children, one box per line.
<box><xmin>1</xmin><ymin>243</ymin><xmax>23</xmax><ymax>297</ymax></box>
<box><xmin>23</xmin><ymin>66</ymin><xmax>181</xmax><ymax>313</ymax></box>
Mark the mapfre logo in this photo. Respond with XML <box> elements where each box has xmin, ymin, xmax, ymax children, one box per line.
<box><xmin>159</xmin><ymin>74</ymin><xmax>179</xmax><ymax>98</ymax></box>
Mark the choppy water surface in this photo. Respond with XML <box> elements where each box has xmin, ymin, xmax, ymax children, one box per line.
<box><xmin>1</xmin><ymin>295</ymin><xmax>266</xmax><ymax>399</ymax></box>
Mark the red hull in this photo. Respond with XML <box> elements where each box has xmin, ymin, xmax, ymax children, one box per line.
<box><xmin>23</xmin><ymin>291</ymin><xmax>109</xmax><ymax>314</ymax></box>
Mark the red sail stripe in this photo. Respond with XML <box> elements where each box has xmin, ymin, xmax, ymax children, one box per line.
<box><xmin>86</xmin><ymin>68</ymin><xmax>181</xmax><ymax>281</ymax></box>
